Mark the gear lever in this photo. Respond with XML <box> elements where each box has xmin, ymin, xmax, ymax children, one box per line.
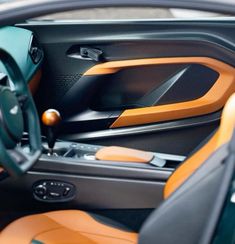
<box><xmin>41</xmin><ymin>109</ymin><xmax>61</xmax><ymax>156</ymax></box>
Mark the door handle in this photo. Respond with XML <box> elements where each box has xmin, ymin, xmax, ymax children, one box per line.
<box><xmin>80</xmin><ymin>47</ymin><xmax>104</xmax><ymax>62</ymax></box>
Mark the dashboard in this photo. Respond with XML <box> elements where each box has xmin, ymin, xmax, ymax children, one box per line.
<box><xmin>0</xmin><ymin>26</ymin><xmax>43</xmax><ymax>91</ymax></box>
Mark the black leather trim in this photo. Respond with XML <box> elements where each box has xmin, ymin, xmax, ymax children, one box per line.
<box><xmin>139</xmin><ymin>143</ymin><xmax>230</xmax><ymax>244</ymax></box>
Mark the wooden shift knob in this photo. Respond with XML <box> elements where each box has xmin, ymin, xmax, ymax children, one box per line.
<box><xmin>42</xmin><ymin>109</ymin><xmax>61</xmax><ymax>153</ymax></box>
<box><xmin>42</xmin><ymin>109</ymin><xmax>61</xmax><ymax>127</ymax></box>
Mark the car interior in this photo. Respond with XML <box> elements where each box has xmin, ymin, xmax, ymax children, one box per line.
<box><xmin>0</xmin><ymin>6</ymin><xmax>235</xmax><ymax>243</ymax></box>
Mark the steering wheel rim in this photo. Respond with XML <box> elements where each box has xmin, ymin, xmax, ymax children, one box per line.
<box><xmin>0</xmin><ymin>48</ymin><xmax>41</xmax><ymax>176</ymax></box>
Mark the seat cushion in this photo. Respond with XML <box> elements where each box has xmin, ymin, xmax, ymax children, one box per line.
<box><xmin>0</xmin><ymin>210</ymin><xmax>138</xmax><ymax>244</ymax></box>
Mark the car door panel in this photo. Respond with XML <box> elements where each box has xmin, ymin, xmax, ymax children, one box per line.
<box><xmin>80</xmin><ymin>56</ymin><xmax>234</xmax><ymax>128</ymax></box>
<box><xmin>18</xmin><ymin>20</ymin><xmax>235</xmax><ymax>155</ymax></box>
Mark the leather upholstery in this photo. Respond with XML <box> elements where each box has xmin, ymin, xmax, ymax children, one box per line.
<box><xmin>95</xmin><ymin>146</ymin><xmax>153</xmax><ymax>163</ymax></box>
<box><xmin>139</xmin><ymin>144</ymin><xmax>232</xmax><ymax>244</ymax></box>
<box><xmin>0</xmin><ymin>210</ymin><xmax>137</xmax><ymax>244</ymax></box>
<box><xmin>164</xmin><ymin>93</ymin><xmax>235</xmax><ymax>198</ymax></box>
<box><xmin>2</xmin><ymin>95</ymin><xmax>235</xmax><ymax>243</ymax></box>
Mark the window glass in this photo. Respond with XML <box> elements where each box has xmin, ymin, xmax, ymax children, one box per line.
<box><xmin>33</xmin><ymin>7</ymin><xmax>228</xmax><ymax>21</ymax></box>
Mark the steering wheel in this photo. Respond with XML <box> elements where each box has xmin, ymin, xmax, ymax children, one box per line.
<box><xmin>0</xmin><ymin>48</ymin><xmax>41</xmax><ymax>176</ymax></box>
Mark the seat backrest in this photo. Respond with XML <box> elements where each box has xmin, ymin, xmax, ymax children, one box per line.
<box><xmin>164</xmin><ymin>93</ymin><xmax>235</xmax><ymax>198</ymax></box>
<box><xmin>139</xmin><ymin>94</ymin><xmax>235</xmax><ymax>244</ymax></box>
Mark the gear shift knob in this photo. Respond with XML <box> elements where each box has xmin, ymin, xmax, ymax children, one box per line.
<box><xmin>42</xmin><ymin>109</ymin><xmax>61</xmax><ymax>155</ymax></box>
<box><xmin>42</xmin><ymin>109</ymin><xmax>61</xmax><ymax>127</ymax></box>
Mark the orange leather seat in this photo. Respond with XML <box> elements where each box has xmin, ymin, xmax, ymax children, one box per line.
<box><xmin>1</xmin><ymin>94</ymin><xmax>235</xmax><ymax>244</ymax></box>
<box><xmin>164</xmin><ymin>92</ymin><xmax>235</xmax><ymax>198</ymax></box>
<box><xmin>0</xmin><ymin>210</ymin><xmax>137</xmax><ymax>244</ymax></box>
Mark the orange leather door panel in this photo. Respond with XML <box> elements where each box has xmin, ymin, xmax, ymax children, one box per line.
<box><xmin>84</xmin><ymin>57</ymin><xmax>235</xmax><ymax>128</ymax></box>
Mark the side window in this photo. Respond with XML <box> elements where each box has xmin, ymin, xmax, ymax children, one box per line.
<box><xmin>33</xmin><ymin>7</ymin><xmax>226</xmax><ymax>20</ymax></box>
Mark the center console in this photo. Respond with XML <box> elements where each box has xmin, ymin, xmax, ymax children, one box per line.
<box><xmin>41</xmin><ymin>141</ymin><xmax>185</xmax><ymax>170</ymax></box>
<box><xmin>24</xmin><ymin>139</ymin><xmax>185</xmax><ymax>206</ymax></box>
<box><xmin>19</xmin><ymin>109</ymin><xmax>186</xmax><ymax>209</ymax></box>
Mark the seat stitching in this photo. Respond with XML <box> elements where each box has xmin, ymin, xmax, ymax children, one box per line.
<box><xmin>78</xmin><ymin>230</ymin><xmax>137</xmax><ymax>244</ymax></box>
<box><xmin>40</xmin><ymin>213</ymin><xmax>137</xmax><ymax>243</ymax></box>
<box><xmin>31</xmin><ymin>215</ymin><xmax>63</xmax><ymax>242</ymax></box>
<box><xmin>43</xmin><ymin>213</ymin><xmax>136</xmax><ymax>236</ymax></box>
<box><xmin>32</xmin><ymin>226</ymin><xmax>62</xmax><ymax>243</ymax></box>
<box><xmin>34</xmin><ymin>226</ymin><xmax>136</xmax><ymax>244</ymax></box>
